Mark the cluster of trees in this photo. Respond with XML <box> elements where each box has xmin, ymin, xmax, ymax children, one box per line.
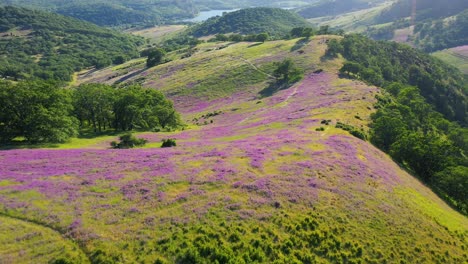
<box><xmin>327</xmin><ymin>35</ymin><xmax>467</xmax><ymax>214</ymax></box>
<box><xmin>0</xmin><ymin>6</ymin><xmax>143</xmax><ymax>82</ymax></box>
<box><xmin>0</xmin><ymin>81</ymin><xmax>181</xmax><ymax>144</ymax></box>
<box><xmin>73</xmin><ymin>84</ymin><xmax>180</xmax><ymax>132</ymax></box>
<box><xmin>413</xmin><ymin>10</ymin><xmax>468</xmax><ymax>52</ymax></box>
<box><xmin>273</xmin><ymin>59</ymin><xmax>304</xmax><ymax>85</ymax></box>
<box><xmin>371</xmin><ymin>84</ymin><xmax>467</xmax><ymax>214</ymax></box>
<box><xmin>209</xmin><ymin>32</ymin><xmax>270</xmax><ymax>43</ymax></box>
<box><xmin>190</xmin><ymin>7</ymin><xmax>311</xmax><ymax>38</ymax></box>
<box><xmin>330</xmin><ymin>34</ymin><xmax>467</xmax><ymax>125</ymax></box>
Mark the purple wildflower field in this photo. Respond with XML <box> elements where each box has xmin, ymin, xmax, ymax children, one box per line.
<box><xmin>1</xmin><ymin>39</ymin><xmax>467</xmax><ymax>263</ymax></box>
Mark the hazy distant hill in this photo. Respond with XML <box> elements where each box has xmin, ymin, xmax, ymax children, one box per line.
<box><xmin>191</xmin><ymin>7</ymin><xmax>311</xmax><ymax>37</ymax></box>
<box><xmin>0</xmin><ymin>0</ymin><xmax>196</xmax><ymax>26</ymax></box>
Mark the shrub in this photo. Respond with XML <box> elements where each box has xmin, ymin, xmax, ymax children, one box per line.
<box><xmin>336</xmin><ymin>122</ymin><xmax>367</xmax><ymax>140</ymax></box>
<box><xmin>111</xmin><ymin>133</ymin><xmax>147</xmax><ymax>149</ymax></box>
<box><xmin>161</xmin><ymin>138</ymin><xmax>177</xmax><ymax>148</ymax></box>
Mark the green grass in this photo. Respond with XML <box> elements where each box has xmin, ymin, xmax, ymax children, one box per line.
<box><xmin>432</xmin><ymin>48</ymin><xmax>468</xmax><ymax>75</ymax></box>
<box><xmin>0</xmin><ymin>215</ymin><xmax>89</xmax><ymax>263</ymax></box>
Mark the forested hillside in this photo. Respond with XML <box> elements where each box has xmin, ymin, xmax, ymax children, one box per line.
<box><xmin>376</xmin><ymin>0</ymin><xmax>468</xmax><ymax>23</ymax></box>
<box><xmin>328</xmin><ymin>35</ymin><xmax>468</xmax><ymax>212</ymax></box>
<box><xmin>0</xmin><ymin>0</ymin><xmax>196</xmax><ymax>26</ymax></box>
<box><xmin>0</xmin><ymin>6</ymin><xmax>143</xmax><ymax>81</ymax></box>
<box><xmin>190</xmin><ymin>7</ymin><xmax>311</xmax><ymax>37</ymax></box>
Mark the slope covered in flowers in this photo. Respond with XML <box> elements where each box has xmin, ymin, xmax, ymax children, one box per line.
<box><xmin>1</xmin><ymin>37</ymin><xmax>467</xmax><ymax>263</ymax></box>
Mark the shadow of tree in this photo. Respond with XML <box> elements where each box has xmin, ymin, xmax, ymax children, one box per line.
<box><xmin>248</xmin><ymin>42</ymin><xmax>263</xmax><ymax>48</ymax></box>
<box><xmin>290</xmin><ymin>38</ymin><xmax>311</xmax><ymax>52</ymax></box>
<box><xmin>258</xmin><ymin>80</ymin><xmax>291</xmax><ymax>98</ymax></box>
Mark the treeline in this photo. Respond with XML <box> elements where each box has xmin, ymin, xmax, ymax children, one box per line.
<box><xmin>0</xmin><ymin>6</ymin><xmax>144</xmax><ymax>82</ymax></box>
<box><xmin>0</xmin><ymin>0</ymin><xmax>195</xmax><ymax>27</ymax></box>
<box><xmin>0</xmin><ymin>81</ymin><xmax>181</xmax><ymax>144</ymax></box>
<box><xmin>329</xmin><ymin>34</ymin><xmax>467</xmax><ymax>124</ymax></box>
<box><xmin>327</xmin><ymin>35</ymin><xmax>467</xmax><ymax>213</ymax></box>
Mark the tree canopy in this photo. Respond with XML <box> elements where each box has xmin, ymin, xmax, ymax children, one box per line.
<box><xmin>0</xmin><ymin>81</ymin><xmax>181</xmax><ymax>144</ymax></box>
<box><xmin>0</xmin><ymin>6</ymin><xmax>143</xmax><ymax>82</ymax></box>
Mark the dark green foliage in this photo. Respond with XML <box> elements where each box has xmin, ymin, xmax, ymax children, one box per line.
<box><xmin>111</xmin><ymin>133</ymin><xmax>147</xmax><ymax>149</ymax></box>
<box><xmin>0</xmin><ymin>81</ymin><xmax>180</xmax><ymax>144</ymax></box>
<box><xmin>433</xmin><ymin>166</ymin><xmax>468</xmax><ymax>204</ymax></box>
<box><xmin>334</xmin><ymin>34</ymin><xmax>468</xmax><ymax>213</ymax></box>
<box><xmin>335</xmin><ymin>122</ymin><xmax>367</xmax><ymax>140</ymax></box>
<box><xmin>73</xmin><ymin>84</ymin><xmax>115</xmax><ymax>133</ymax></box>
<box><xmin>161</xmin><ymin>139</ymin><xmax>177</xmax><ymax>148</ymax></box>
<box><xmin>369</xmin><ymin>85</ymin><xmax>467</xmax><ymax>214</ymax></box>
<box><xmin>73</xmin><ymin>84</ymin><xmax>181</xmax><ymax>132</ymax></box>
<box><xmin>255</xmin><ymin>32</ymin><xmax>269</xmax><ymax>43</ymax></box>
<box><xmin>273</xmin><ymin>59</ymin><xmax>304</xmax><ymax>84</ymax></box>
<box><xmin>190</xmin><ymin>8</ymin><xmax>311</xmax><ymax>38</ymax></box>
<box><xmin>290</xmin><ymin>27</ymin><xmax>315</xmax><ymax>39</ymax></box>
<box><xmin>0</xmin><ymin>6</ymin><xmax>143</xmax><ymax>82</ymax></box>
<box><xmin>326</xmin><ymin>39</ymin><xmax>343</xmax><ymax>57</ymax></box>
<box><xmin>0</xmin><ymin>80</ymin><xmax>78</xmax><ymax>143</ymax></box>
<box><xmin>334</xmin><ymin>34</ymin><xmax>468</xmax><ymax>125</ymax></box>
<box><xmin>0</xmin><ymin>0</ymin><xmax>195</xmax><ymax>27</ymax></box>
<box><xmin>146</xmin><ymin>48</ymin><xmax>166</xmax><ymax>68</ymax></box>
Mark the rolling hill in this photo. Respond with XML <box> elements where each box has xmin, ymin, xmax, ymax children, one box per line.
<box><xmin>0</xmin><ymin>0</ymin><xmax>196</xmax><ymax>27</ymax></box>
<box><xmin>1</xmin><ymin>36</ymin><xmax>467</xmax><ymax>263</ymax></box>
<box><xmin>190</xmin><ymin>7</ymin><xmax>311</xmax><ymax>37</ymax></box>
<box><xmin>0</xmin><ymin>6</ymin><xmax>143</xmax><ymax>81</ymax></box>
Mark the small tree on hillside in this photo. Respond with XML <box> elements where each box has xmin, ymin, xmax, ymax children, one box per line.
<box><xmin>146</xmin><ymin>48</ymin><xmax>166</xmax><ymax>68</ymax></box>
<box><xmin>256</xmin><ymin>32</ymin><xmax>269</xmax><ymax>43</ymax></box>
<box><xmin>273</xmin><ymin>59</ymin><xmax>304</xmax><ymax>84</ymax></box>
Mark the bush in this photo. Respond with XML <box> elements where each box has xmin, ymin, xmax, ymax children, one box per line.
<box><xmin>161</xmin><ymin>138</ymin><xmax>177</xmax><ymax>148</ymax></box>
<box><xmin>336</xmin><ymin>122</ymin><xmax>367</xmax><ymax>140</ymax></box>
<box><xmin>111</xmin><ymin>133</ymin><xmax>147</xmax><ymax>149</ymax></box>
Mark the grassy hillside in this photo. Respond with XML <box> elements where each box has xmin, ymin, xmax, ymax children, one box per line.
<box><xmin>190</xmin><ymin>7</ymin><xmax>311</xmax><ymax>37</ymax></box>
<box><xmin>297</xmin><ymin>0</ymin><xmax>384</xmax><ymax>19</ymax></box>
<box><xmin>0</xmin><ymin>6</ymin><xmax>143</xmax><ymax>81</ymax></box>
<box><xmin>1</xmin><ymin>37</ymin><xmax>467</xmax><ymax>263</ymax></box>
<box><xmin>432</xmin><ymin>46</ymin><xmax>468</xmax><ymax>75</ymax></box>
